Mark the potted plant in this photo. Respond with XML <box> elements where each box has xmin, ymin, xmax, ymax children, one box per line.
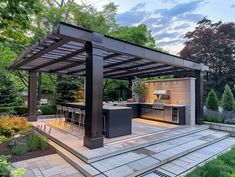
<box><xmin>131</xmin><ymin>77</ymin><xmax>147</xmax><ymax>102</ymax></box>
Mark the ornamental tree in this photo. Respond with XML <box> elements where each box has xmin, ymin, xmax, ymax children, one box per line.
<box><xmin>180</xmin><ymin>18</ymin><xmax>235</xmax><ymax>97</ymax></box>
<box><xmin>222</xmin><ymin>85</ymin><xmax>235</xmax><ymax>111</ymax></box>
<box><xmin>205</xmin><ymin>89</ymin><xmax>219</xmax><ymax>111</ymax></box>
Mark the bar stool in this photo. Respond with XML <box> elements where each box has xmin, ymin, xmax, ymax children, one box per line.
<box><xmin>56</xmin><ymin>105</ymin><xmax>63</xmax><ymax>124</ymax></box>
<box><xmin>81</xmin><ymin>110</ymin><xmax>85</xmax><ymax>128</ymax></box>
<box><xmin>67</xmin><ymin>107</ymin><xmax>74</xmax><ymax>126</ymax></box>
<box><xmin>61</xmin><ymin>106</ymin><xmax>68</xmax><ymax>126</ymax></box>
<box><xmin>74</xmin><ymin>108</ymin><xmax>81</xmax><ymax>125</ymax></box>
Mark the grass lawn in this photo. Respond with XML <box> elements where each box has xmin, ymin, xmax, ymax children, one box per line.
<box><xmin>186</xmin><ymin>147</ymin><xmax>235</xmax><ymax>177</ymax></box>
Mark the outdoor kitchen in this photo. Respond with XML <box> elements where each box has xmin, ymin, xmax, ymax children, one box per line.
<box><xmin>113</xmin><ymin>77</ymin><xmax>196</xmax><ymax>125</ymax></box>
<box><xmin>64</xmin><ymin>77</ymin><xmax>196</xmax><ymax>139</ymax></box>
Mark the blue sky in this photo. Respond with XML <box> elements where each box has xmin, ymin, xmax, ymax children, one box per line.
<box><xmin>82</xmin><ymin>0</ymin><xmax>235</xmax><ymax>55</ymax></box>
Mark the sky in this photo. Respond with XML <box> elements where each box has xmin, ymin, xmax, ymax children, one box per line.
<box><xmin>79</xmin><ymin>0</ymin><xmax>235</xmax><ymax>55</ymax></box>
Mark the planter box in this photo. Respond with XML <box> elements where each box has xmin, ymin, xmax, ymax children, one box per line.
<box><xmin>204</xmin><ymin>121</ymin><xmax>235</xmax><ymax>136</ymax></box>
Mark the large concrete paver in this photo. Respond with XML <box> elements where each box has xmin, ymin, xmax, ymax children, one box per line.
<box><xmin>92</xmin><ymin>130</ymin><xmax>229</xmax><ymax>177</ymax></box>
<box><xmin>143</xmin><ymin>137</ymin><xmax>235</xmax><ymax>177</ymax></box>
<box><xmin>33</xmin><ymin>120</ymin><xmax>209</xmax><ymax>163</ymax></box>
<box><xmin>12</xmin><ymin>154</ymin><xmax>85</xmax><ymax>177</ymax></box>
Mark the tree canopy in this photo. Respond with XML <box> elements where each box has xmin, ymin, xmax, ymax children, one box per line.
<box><xmin>0</xmin><ymin>0</ymin><xmax>162</xmax><ymax>105</ymax></box>
<box><xmin>180</xmin><ymin>18</ymin><xmax>235</xmax><ymax>96</ymax></box>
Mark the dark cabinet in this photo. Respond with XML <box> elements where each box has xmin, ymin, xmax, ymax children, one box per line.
<box><xmin>140</xmin><ymin>104</ymin><xmax>185</xmax><ymax>125</ymax></box>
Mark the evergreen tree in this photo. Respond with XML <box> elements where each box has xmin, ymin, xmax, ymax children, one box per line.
<box><xmin>205</xmin><ymin>89</ymin><xmax>219</xmax><ymax>111</ymax></box>
<box><xmin>56</xmin><ymin>76</ymin><xmax>82</xmax><ymax>105</ymax></box>
<box><xmin>0</xmin><ymin>75</ymin><xmax>21</xmax><ymax>106</ymax></box>
<box><xmin>222</xmin><ymin>85</ymin><xmax>235</xmax><ymax>111</ymax></box>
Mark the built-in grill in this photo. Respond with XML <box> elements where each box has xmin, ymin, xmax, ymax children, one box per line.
<box><xmin>152</xmin><ymin>90</ymin><xmax>170</xmax><ymax>110</ymax></box>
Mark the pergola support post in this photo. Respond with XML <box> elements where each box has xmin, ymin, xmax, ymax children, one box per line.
<box><xmin>128</xmin><ymin>79</ymin><xmax>132</xmax><ymax>99</ymax></box>
<box><xmin>195</xmin><ymin>70</ymin><xmax>204</xmax><ymax>124</ymax></box>
<box><xmin>28</xmin><ymin>71</ymin><xmax>38</xmax><ymax>122</ymax></box>
<box><xmin>84</xmin><ymin>41</ymin><xmax>104</xmax><ymax>149</ymax></box>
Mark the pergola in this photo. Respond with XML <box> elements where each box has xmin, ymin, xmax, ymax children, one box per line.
<box><xmin>8</xmin><ymin>22</ymin><xmax>209</xmax><ymax>149</ymax></box>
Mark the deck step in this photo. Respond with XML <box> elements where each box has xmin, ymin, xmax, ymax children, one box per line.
<box><xmin>49</xmin><ymin>140</ymin><xmax>102</xmax><ymax>177</ymax></box>
<box><xmin>142</xmin><ymin>137</ymin><xmax>235</xmax><ymax>177</ymax></box>
<box><xmin>41</xmin><ymin>122</ymin><xmax>210</xmax><ymax>163</ymax></box>
<box><xmin>48</xmin><ymin>128</ymin><xmax>232</xmax><ymax>177</ymax></box>
<box><xmin>91</xmin><ymin>130</ymin><xmax>230</xmax><ymax>177</ymax></box>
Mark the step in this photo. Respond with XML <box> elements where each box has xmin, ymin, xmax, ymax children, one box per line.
<box><xmin>49</xmin><ymin>140</ymin><xmax>102</xmax><ymax>177</ymax></box>
<box><xmin>38</xmin><ymin>121</ymin><xmax>210</xmax><ymax>163</ymax></box>
<box><xmin>143</xmin><ymin>137</ymin><xmax>235</xmax><ymax>177</ymax></box>
<box><xmin>90</xmin><ymin>130</ymin><xmax>230</xmax><ymax>177</ymax></box>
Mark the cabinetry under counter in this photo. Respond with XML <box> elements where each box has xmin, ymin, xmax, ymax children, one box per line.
<box><xmin>140</xmin><ymin>104</ymin><xmax>185</xmax><ymax>125</ymax></box>
<box><xmin>112</xmin><ymin>102</ymin><xmax>186</xmax><ymax>125</ymax></box>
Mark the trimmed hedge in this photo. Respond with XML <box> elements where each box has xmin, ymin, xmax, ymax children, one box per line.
<box><xmin>0</xmin><ymin>106</ymin><xmax>27</xmax><ymax>115</ymax></box>
<box><xmin>0</xmin><ymin>105</ymin><xmax>56</xmax><ymax>116</ymax></box>
<box><xmin>40</xmin><ymin>105</ymin><xmax>56</xmax><ymax>115</ymax></box>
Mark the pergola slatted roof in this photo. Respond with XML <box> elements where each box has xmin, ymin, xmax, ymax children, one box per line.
<box><xmin>8</xmin><ymin>22</ymin><xmax>209</xmax><ymax>79</ymax></box>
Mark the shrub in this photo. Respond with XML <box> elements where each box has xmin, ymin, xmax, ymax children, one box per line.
<box><xmin>12</xmin><ymin>143</ymin><xmax>29</xmax><ymax>155</ymax></box>
<box><xmin>0</xmin><ymin>116</ymin><xmax>32</xmax><ymax>137</ymax></box>
<box><xmin>206</xmin><ymin>89</ymin><xmax>219</xmax><ymax>111</ymax></box>
<box><xmin>222</xmin><ymin>85</ymin><xmax>235</xmax><ymax>111</ymax></box>
<box><xmin>0</xmin><ymin>106</ymin><xmax>27</xmax><ymax>116</ymax></box>
<box><xmin>0</xmin><ymin>155</ymin><xmax>11</xmax><ymax>177</ymax></box>
<box><xmin>40</xmin><ymin>105</ymin><xmax>56</xmax><ymax>115</ymax></box>
<box><xmin>205</xmin><ymin>115</ymin><xmax>224</xmax><ymax>123</ymax></box>
<box><xmin>11</xmin><ymin>168</ymin><xmax>27</xmax><ymax>177</ymax></box>
<box><xmin>27</xmin><ymin>133</ymin><xmax>49</xmax><ymax>151</ymax></box>
<box><xmin>0</xmin><ymin>135</ymin><xmax>7</xmax><ymax>144</ymax></box>
<box><xmin>131</xmin><ymin>77</ymin><xmax>147</xmax><ymax>101</ymax></box>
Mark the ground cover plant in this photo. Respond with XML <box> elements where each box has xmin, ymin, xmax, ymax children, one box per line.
<box><xmin>0</xmin><ymin>115</ymin><xmax>55</xmax><ymax>162</ymax></box>
<box><xmin>0</xmin><ymin>155</ymin><xmax>26</xmax><ymax>177</ymax></box>
<box><xmin>186</xmin><ymin>147</ymin><xmax>235</xmax><ymax>177</ymax></box>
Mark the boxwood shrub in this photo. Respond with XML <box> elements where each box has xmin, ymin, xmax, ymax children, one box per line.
<box><xmin>40</xmin><ymin>105</ymin><xmax>56</xmax><ymax>115</ymax></box>
<box><xmin>0</xmin><ymin>105</ymin><xmax>56</xmax><ymax>116</ymax></box>
<box><xmin>0</xmin><ymin>106</ymin><xmax>27</xmax><ymax>116</ymax></box>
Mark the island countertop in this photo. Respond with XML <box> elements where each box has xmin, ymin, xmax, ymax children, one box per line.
<box><xmin>66</xmin><ymin>102</ymin><xmax>131</xmax><ymax>110</ymax></box>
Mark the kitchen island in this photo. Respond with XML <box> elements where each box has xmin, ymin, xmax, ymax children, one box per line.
<box><xmin>65</xmin><ymin>103</ymin><xmax>132</xmax><ymax>138</ymax></box>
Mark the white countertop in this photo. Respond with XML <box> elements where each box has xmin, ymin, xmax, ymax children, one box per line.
<box><xmin>66</xmin><ymin>102</ymin><xmax>131</xmax><ymax>110</ymax></box>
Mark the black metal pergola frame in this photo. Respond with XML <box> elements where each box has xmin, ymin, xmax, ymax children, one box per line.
<box><xmin>8</xmin><ymin>22</ymin><xmax>208</xmax><ymax>149</ymax></box>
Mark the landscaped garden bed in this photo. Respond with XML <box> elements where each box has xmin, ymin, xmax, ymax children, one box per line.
<box><xmin>204</xmin><ymin>85</ymin><xmax>235</xmax><ymax>124</ymax></box>
<box><xmin>0</xmin><ymin>115</ymin><xmax>56</xmax><ymax>176</ymax></box>
<box><xmin>186</xmin><ymin>147</ymin><xmax>235</xmax><ymax>177</ymax></box>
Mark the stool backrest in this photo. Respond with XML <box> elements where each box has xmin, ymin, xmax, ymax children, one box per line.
<box><xmin>74</xmin><ymin>108</ymin><xmax>81</xmax><ymax>113</ymax></box>
<box><xmin>67</xmin><ymin>107</ymin><xmax>74</xmax><ymax>112</ymax></box>
<box><xmin>57</xmin><ymin>105</ymin><xmax>62</xmax><ymax>110</ymax></box>
<box><xmin>62</xmin><ymin>106</ymin><xmax>68</xmax><ymax>111</ymax></box>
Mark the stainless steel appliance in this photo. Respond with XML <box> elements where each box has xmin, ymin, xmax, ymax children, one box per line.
<box><xmin>152</xmin><ymin>90</ymin><xmax>170</xmax><ymax>110</ymax></box>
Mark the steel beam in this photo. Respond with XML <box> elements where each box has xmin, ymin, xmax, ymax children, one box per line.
<box><xmin>105</xmin><ymin>64</ymin><xmax>171</xmax><ymax>78</ymax></box>
<box><xmin>104</xmin><ymin>61</ymin><xmax>156</xmax><ymax>74</ymax></box>
<box><xmin>31</xmin><ymin>48</ymin><xmax>86</xmax><ymax>70</ymax></box>
<box><xmin>49</xmin><ymin>62</ymin><xmax>84</xmax><ymax>73</ymax></box>
<box><xmin>67</xmin><ymin>53</ymin><xmax>121</xmax><ymax>75</ymax></box>
<box><xmin>13</xmin><ymin>38</ymin><xmax>69</xmax><ymax>69</ymax></box>
<box><xmin>58</xmin><ymin>22</ymin><xmax>209</xmax><ymax>71</ymax></box>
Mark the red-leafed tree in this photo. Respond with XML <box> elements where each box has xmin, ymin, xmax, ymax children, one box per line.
<box><xmin>180</xmin><ymin>18</ymin><xmax>235</xmax><ymax>96</ymax></box>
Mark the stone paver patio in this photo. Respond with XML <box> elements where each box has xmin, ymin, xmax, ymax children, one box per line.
<box><xmin>28</xmin><ymin>118</ymin><xmax>235</xmax><ymax>177</ymax></box>
<box><xmin>12</xmin><ymin>154</ymin><xmax>85</xmax><ymax>177</ymax></box>
<box><xmin>33</xmin><ymin>118</ymin><xmax>208</xmax><ymax>163</ymax></box>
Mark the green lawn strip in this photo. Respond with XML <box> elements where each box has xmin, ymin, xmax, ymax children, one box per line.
<box><xmin>186</xmin><ymin>148</ymin><xmax>235</xmax><ymax>177</ymax></box>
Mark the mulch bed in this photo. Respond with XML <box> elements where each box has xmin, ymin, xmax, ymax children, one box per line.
<box><xmin>0</xmin><ymin>140</ymin><xmax>56</xmax><ymax>162</ymax></box>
